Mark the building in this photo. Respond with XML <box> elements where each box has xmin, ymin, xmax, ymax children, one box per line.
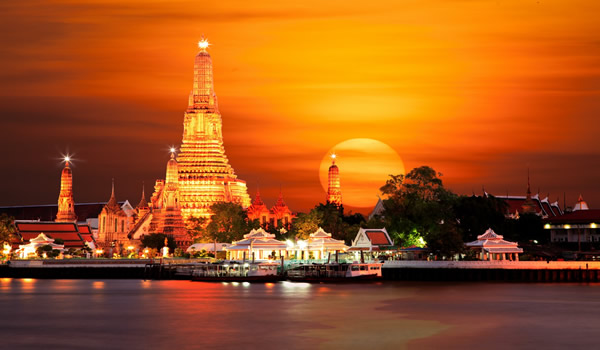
<box><xmin>350</xmin><ymin>228</ymin><xmax>394</xmax><ymax>252</ymax></box>
<box><xmin>294</xmin><ymin>227</ymin><xmax>348</xmax><ymax>260</ymax></box>
<box><xmin>17</xmin><ymin>233</ymin><xmax>64</xmax><ymax>259</ymax></box>
<box><xmin>173</xmin><ymin>38</ymin><xmax>251</xmax><ymax>220</ymax></box>
<box><xmin>465</xmin><ymin>228</ymin><xmax>523</xmax><ymax>261</ymax></box>
<box><xmin>484</xmin><ymin>175</ymin><xmax>563</xmax><ymax>219</ymax></box>
<box><xmin>546</xmin><ymin>195</ymin><xmax>600</xmax><ymax>244</ymax></box>
<box><xmin>326</xmin><ymin>154</ymin><xmax>342</xmax><ymax>206</ymax></box>
<box><xmin>13</xmin><ymin>220</ymin><xmax>88</xmax><ymax>250</ymax></box>
<box><xmin>226</xmin><ymin>228</ymin><xmax>288</xmax><ymax>260</ymax></box>
<box><xmin>246</xmin><ymin>189</ymin><xmax>295</xmax><ymax>229</ymax></box>
<box><xmin>129</xmin><ymin>152</ymin><xmax>190</xmax><ymax>248</ymax></box>
<box><xmin>97</xmin><ymin>181</ymin><xmax>130</xmax><ymax>249</ymax></box>
<box><xmin>55</xmin><ymin>157</ymin><xmax>77</xmax><ymax>222</ymax></box>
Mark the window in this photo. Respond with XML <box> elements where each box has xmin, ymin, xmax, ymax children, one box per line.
<box><xmin>102</xmin><ymin>217</ymin><xmax>106</xmax><ymax>233</ymax></box>
<box><xmin>114</xmin><ymin>218</ymin><xmax>118</xmax><ymax>232</ymax></box>
<box><xmin>121</xmin><ymin>220</ymin><xmax>124</xmax><ymax>233</ymax></box>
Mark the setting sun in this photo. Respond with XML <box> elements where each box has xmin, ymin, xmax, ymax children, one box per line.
<box><xmin>319</xmin><ymin>139</ymin><xmax>405</xmax><ymax>208</ymax></box>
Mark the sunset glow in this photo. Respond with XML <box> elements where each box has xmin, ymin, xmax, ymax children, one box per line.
<box><xmin>0</xmin><ymin>0</ymin><xmax>599</xmax><ymax>212</ymax></box>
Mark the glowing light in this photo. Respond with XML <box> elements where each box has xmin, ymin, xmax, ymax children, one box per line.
<box><xmin>331</xmin><ymin>153</ymin><xmax>337</xmax><ymax>160</ymax></box>
<box><xmin>320</xmin><ymin>138</ymin><xmax>405</xmax><ymax>208</ymax></box>
<box><xmin>544</xmin><ymin>223</ymin><xmax>551</xmax><ymax>229</ymax></box>
<box><xmin>127</xmin><ymin>245</ymin><xmax>134</xmax><ymax>251</ymax></box>
<box><xmin>198</xmin><ymin>38</ymin><xmax>210</xmax><ymax>50</ymax></box>
<box><xmin>170</xmin><ymin>147</ymin><xmax>176</xmax><ymax>154</ymax></box>
<box><xmin>592</xmin><ymin>223</ymin><xmax>597</xmax><ymax>229</ymax></box>
<box><xmin>564</xmin><ymin>224</ymin><xmax>571</xmax><ymax>229</ymax></box>
<box><xmin>64</xmin><ymin>156</ymin><xmax>71</xmax><ymax>163</ymax></box>
<box><xmin>286</xmin><ymin>240</ymin><xmax>294</xmax><ymax>248</ymax></box>
<box><xmin>298</xmin><ymin>240</ymin><xmax>307</xmax><ymax>249</ymax></box>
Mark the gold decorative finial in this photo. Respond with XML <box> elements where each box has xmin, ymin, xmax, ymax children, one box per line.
<box><xmin>198</xmin><ymin>36</ymin><xmax>210</xmax><ymax>51</ymax></box>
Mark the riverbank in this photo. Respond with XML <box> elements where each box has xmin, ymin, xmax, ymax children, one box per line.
<box><xmin>382</xmin><ymin>260</ymin><xmax>600</xmax><ymax>282</ymax></box>
<box><xmin>3</xmin><ymin>259</ymin><xmax>600</xmax><ymax>282</ymax></box>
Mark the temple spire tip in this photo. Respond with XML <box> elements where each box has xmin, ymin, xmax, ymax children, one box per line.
<box><xmin>198</xmin><ymin>36</ymin><xmax>210</xmax><ymax>51</ymax></box>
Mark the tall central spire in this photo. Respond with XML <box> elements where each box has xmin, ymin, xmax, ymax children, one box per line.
<box><xmin>175</xmin><ymin>38</ymin><xmax>251</xmax><ymax>219</ymax></box>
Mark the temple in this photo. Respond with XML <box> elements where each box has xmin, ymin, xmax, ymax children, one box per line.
<box><xmin>55</xmin><ymin>157</ymin><xmax>77</xmax><ymax>222</ymax></box>
<box><xmin>326</xmin><ymin>154</ymin><xmax>342</xmax><ymax>206</ymax></box>
<box><xmin>175</xmin><ymin>38</ymin><xmax>251</xmax><ymax>219</ymax></box>
<box><xmin>247</xmin><ymin>188</ymin><xmax>295</xmax><ymax>228</ymax></box>
<box><xmin>97</xmin><ymin>180</ymin><xmax>130</xmax><ymax>250</ymax></box>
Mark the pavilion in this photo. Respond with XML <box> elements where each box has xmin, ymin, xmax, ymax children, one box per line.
<box><xmin>349</xmin><ymin>228</ymin><xmax>394</xmax><ymax>252</ymax></box>
<box><xmin>291</xmin><ymin>227</ymin><xmax>348</xmax><ymax>260</ymax></box>
<box><xmin>465</xmin><ymin>228</ymin><xmax>523</xmax><ymax>261</ymax></box>
<box><xmin>226</xmin><ymin>228</ymin><xmax>287</xmax><ymax>261</ymax></box>
<box><xmin>13</xmin><ymin>220</ymin><xmax>87</xmax><ymax>249</ymax></box>
<box><xmin>17</xmin><ymin>233</ymin><xmax>64</xmax><ymax>258</ymax></box>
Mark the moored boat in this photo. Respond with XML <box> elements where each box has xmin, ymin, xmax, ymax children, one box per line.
<box><xmin>286</xmin><ymin>262</ymin><xmax>383</xmax><ymax>282</ymax></box>
<box><xmin>191</xmin><ymin>261</ymin><xmax>283</xmax><ymax>282</ymax></box>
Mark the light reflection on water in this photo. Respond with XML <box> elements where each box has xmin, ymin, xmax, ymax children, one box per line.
<box><xmin>0</xmin><ymin>280</ymin><xmax>599</xmax><ymax>350</ymax></box>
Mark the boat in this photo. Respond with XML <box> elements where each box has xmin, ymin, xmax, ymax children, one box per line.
<box><xmin>285</xmin><ymin>261</ymin><xmax>383</xmax><ymax>282</ymax></box>
<box><xmin>191</xmin><ymin>261</ymin><xmax>283</xmax><ymax>282</ymax></box>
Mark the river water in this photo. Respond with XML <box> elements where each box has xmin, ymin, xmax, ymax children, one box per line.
<box><xmin>1</xmin><ymin>279</ymin><xmax>599</xmax><ymax>349</ymax></box>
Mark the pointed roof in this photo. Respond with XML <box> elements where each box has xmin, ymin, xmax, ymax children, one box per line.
<box><xmin>465</xmin><ymin>228</ymin><xmax>522</xmax><ymax>252</ymax></box>
<box><xmin>226</xmin><ymin>228</ymin><xmax>287</xmax><ymax>251</ymax></box>
<box><xmin>274</xmin><ymin>189</ymin><xmax>286</xmax><ymax>207</ymax></box>
<box><xmin>252</xmin><ymin>188</ymin><xmax>265</xmax><ymax>206</ymax></box>
<box><xmin>477</xmin><ymin>228</ymin><xmax>504</xmax><ymax>240</ymax></box>
<box><xmin>104</xmin><ymin>179</ymin><xmax>122</xmax><ymax>213</ymax></box>
<box><xmin>306</xmin><ymin>227</ymin><xmax>348</xmax><ymax>251</ymax></box>
<box><xmin>574</xmin><ymin>194</ymin><xmax>589</xmax><ymax>211</ymax></box>
<box><xmin>30</xmin><ymin>232</ymin><xmax>54</xmax><ymax>244</ymax></box>
<box><xmin>136</xmin><ymin>182</ymin><xmax>148</xmax><ymax>209</ymax></box>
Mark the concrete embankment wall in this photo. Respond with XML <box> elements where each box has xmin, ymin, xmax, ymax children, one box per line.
<box><xmin>0</xmin><ymin>259</ymin><xmax>186</xmax><ymax>279</ymax></box>
<box><xmin>382</xmin><ymin>261</ymin><xmax>600</xmax><ymax>282</ymax></box>
<box><xmin>0</xmin><ymin>265</ymin><xmax>147</xmax><ymax>279</ymax></box>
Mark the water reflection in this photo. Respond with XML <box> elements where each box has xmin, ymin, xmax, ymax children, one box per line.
<box><xmin>0</xmin><ymin>280</ymin><xmax>598</xmax><ymax>349</ymax></box>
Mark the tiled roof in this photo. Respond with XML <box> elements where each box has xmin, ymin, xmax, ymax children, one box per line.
<box><xmin>365</xmin><ymin>231</ymin><xmax>392</xmax><ymax>246</ymax></box>
<box><xmin>14</xmin><ymin>221</ymin><xmax>86</xmax><ymax>248</ymax></box>
<box><xmin>546</xmin><ymin>210</ymin><xmax>600</xmax><ymax>224</ymax></box>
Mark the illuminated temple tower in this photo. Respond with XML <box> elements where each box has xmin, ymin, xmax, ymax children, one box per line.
<box><xmin>147</xmin><ymin>151</ymin><xmax>189</xmax><ymax>247</ymax></box>
<box><xmin>55</xmin><ymin>157</ymin><xmax>77</xmax><ymax>222</ymax></box>
<box><xmin>326</xmin><ymin>154</ymin><xmax>342</xmax><ymax>206</ymax></box>
<box><xmin>175</xmin><ymin>38</ymin><xmax>251</xmax><ymax>219</ymax></box>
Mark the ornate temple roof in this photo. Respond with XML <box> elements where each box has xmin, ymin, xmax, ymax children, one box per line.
<box><xmin>103</xmin><ymin>180</ymin><xmax>122</xmax><ymax>214</ymax></box>
<box><xmin>466</xmin><ymin>228</ymin><xmax>522</xmax><ymax>251</ymax></box>
<box><xmin>13</xmin><ymin>221</ymin><xmax>86</xmax><ymax>248</ymax></box>
<box><xmin>574</xmin><ymin>195</ymin><xmax>589</xmax><ymax>211</ymax></box>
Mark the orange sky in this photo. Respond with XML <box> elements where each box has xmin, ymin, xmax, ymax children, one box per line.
<box><xmin>1</xmin><ymin>0</ymin><xmax>599</xmax><ymax>213</ymax></box>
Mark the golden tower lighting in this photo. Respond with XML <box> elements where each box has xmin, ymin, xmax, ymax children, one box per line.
<box><xmin>175</xmin><ymin>38</ymin><xmax>251</xmax><ymax>219</ymax></box>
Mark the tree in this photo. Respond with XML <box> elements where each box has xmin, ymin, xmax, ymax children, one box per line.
<box><xmin>186</xmin><ymin>216</ymin><xmax>209</xmax><ymax>243</ymax></box>
<box><xmin>0</xmin><ymin>214</ymin><xmax>16</xmax><ymax>244</ymax></box>
<box><xmin>205</xmin><ymin>202</ymin><xmax>257</xmax><ymax>243</ymax></box>
<box><xmin>453</xmin><ymin>194</ymin><xmax>508</xmax><ymax>243</ymax></box>
<box><xmin>289</xmin><ymin>203</ymin><xmax>366</xmax><ymax>245</ymax></box>
<box><xmin>379</xmin><ymin>166</ymin><xmax>461</xmax><ymax>257</ymax></box>
<box><xmin>141</xmin><ymin>233</ymin><xmax>177</xmax><ymax>251</ymax></box>
<box><xmin>290</xmin><ymin>210</ymin><xmax>322</xmax><ymax>240</ymax></box>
